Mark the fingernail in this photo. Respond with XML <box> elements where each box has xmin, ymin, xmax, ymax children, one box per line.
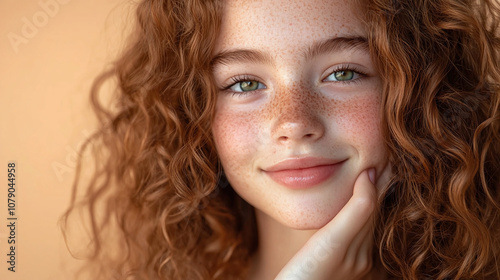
<box><xmin>368</xmin><ymin>168</ymin><xmax>376</xmax><ymax>185</ymax></box>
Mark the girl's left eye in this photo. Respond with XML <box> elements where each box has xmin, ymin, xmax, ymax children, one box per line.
<box><xmin>229</xmin><ymin>80</ymin><xmax>266</xmax><ymax>92</ymax></box>
<box><xmin>324</xmin><ymin>69</ymin><xmax>360</xmax><ymax>82</ymax></box>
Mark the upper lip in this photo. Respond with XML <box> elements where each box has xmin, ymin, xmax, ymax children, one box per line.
<box><xmin>263</xmin><ymin>157</ymin><xmax>345</xmax><ymax>172</ymax></box>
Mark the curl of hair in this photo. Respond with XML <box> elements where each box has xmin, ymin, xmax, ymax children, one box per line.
<box><xmin>363</xmin><ymin>0</ymin><xmax>500</xmax><ymax>279</ymax></box>
<box><xmin>61</xmin><ymin>0</ymin><xmax>256</xmax><ymax>279</ymax></box>
<box><xmin>61</xmin><ymin>0</ymin><xmax>500</xmax><ymax>279</ymax></box>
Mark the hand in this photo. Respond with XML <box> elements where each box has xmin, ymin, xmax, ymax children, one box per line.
<box><xmin>275</xmin><ymin>169</ymin><xmax>379</xmax><ymax>280</ymax></box>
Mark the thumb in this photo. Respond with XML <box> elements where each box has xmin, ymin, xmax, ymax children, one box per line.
<box><xmin>319</xmin><ymin>168</ymin><xmax>377</xmax><ymax>244</ymax></box>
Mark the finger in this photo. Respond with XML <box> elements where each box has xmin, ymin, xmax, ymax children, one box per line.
<box><xmin>344</xmin><ymin>212</ymin><xmax>374</xmax><ymax>267</ymax></box>
<box><xmin>351</xmin><ymin>218</ymin><xmax>375</xmax><ymax>276</ymax></box>
<box><xmin>357</xmin><ymin>228</ymin><xmax>375</xmax><ymax>275</ymax></box>
<box><xmin>315</xmin><ymin>169</ymin><xmax>377</xmax><ymax>250</ymax></box>
<box><xmin>343</xmin><ymin>199</ymin><xmax>376</xmax><ymax>276</ymax></box>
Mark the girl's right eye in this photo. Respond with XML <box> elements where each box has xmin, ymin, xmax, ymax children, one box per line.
<box><xmin>228</xmin><ymin>80</ymin><xmax>266</xmax><ymax>93</ymax></box>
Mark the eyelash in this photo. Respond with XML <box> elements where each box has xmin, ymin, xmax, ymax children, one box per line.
<box><xmin>220</xmin><ymin>64</ymin><xmax>367</xmax><ymax>95</ymax></box>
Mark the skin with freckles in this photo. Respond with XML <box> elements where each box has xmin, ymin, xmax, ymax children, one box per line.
<box><xmin>212</xmin><ymin>0</ymin><xmax>391</xmax><ymax>278</ymax></box>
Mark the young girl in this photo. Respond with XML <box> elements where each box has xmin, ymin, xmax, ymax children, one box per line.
<box><xmin>62</xmin><ymin>0</ymin><xmax>500</xmax><ymax>279</ymax></box>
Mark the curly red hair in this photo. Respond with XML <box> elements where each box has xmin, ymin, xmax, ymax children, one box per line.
<box><xmin>61</xmin><ymin>0</ymin><xmax>500</xmax><ymax>279</ymax></box>
<box><xmin>365</xmin><ymin>0</ymin><xmax>500</xmax><ymax>278</ymax></box>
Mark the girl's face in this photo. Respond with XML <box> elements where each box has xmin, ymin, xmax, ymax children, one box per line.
<box><xmin>212</xmin><ymin>0</ymin><xmax>389</xmax><ymax>229</ymax></box>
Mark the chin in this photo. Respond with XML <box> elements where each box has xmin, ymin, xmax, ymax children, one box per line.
<box><xmin>275</xmin><ymin>204</ymin><xmax>345</xmax><ymax>230</ymax></box>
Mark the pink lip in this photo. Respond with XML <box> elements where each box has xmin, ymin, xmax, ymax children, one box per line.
<box><xmin>263</xmin><ymin>157</ymin><xmax>345</xmax><ymax>189</ymax></box>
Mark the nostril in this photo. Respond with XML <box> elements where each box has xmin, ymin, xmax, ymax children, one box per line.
<box><xmin>273</xmin><ymin>119</ymin><xmax>325</xmax><ymax>143</ymax></box>
<box><xmin>278</xmin><ymin>135</ymin><xmax>289</xmax><ymax>142</ymax></box>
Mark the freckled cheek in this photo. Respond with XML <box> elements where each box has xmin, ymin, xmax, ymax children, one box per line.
<box><xmin>336</xmin><ymin>93</ymin><xmax>385</xmax><ymax>162</ymax></box>
<box><xmin>212</xmin><ymin>108</ymin><xmax>263</xmax><ymax>172</ymax></box>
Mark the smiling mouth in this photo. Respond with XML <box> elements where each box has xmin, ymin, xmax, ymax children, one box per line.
<box><xmin>263</xmin><ymin>157</ymin><xmax>346</xmax><ymax>189</ymax></box>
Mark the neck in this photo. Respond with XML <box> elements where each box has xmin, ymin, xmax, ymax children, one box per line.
<box><xmin>247</xmin><ymin>209</ymin><xmax>317</xmax><ymax>279</ymax></box>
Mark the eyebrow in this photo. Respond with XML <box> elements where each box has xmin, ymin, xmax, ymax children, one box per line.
<box><xmin>303</xmin><ymin>36</ymin><xmax>368</xmax><ymax>60</ymax></box>
<box><xmin>211</xmin><ymin>36</ymin><xmax>369</xmax><ymax>68</ymax></box>
<box><xmin>211</xmin><ymin>49</ymin><xmax>275</xmax><ymax>67</ymax></box>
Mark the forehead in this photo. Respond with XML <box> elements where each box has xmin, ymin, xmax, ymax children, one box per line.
<box><xmin>215</xmin><ymin>0</ymin><xmax>366</xmax><ymax>53</ymax></box>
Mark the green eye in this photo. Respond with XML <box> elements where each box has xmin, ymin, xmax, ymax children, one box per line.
<box><xmin>325</xmin><ymin>69</ymin><xmax>357</xmax><ymax>82</ymax></box>
<box><xmin>335</xmin><ymin>70</ymin><xmax>354</xmax><ymax>81</ymax></box>
<box><xmin>241</xmin><ymin>81</ymin><xmax>259</xmax><ymax>91</ymax></box>
<box><xmin>230</xmin><ymin>80</ymin><xmax>266</xmax><ymax>92</ymax></box>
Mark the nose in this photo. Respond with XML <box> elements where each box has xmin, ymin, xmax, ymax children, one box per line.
<box><xmin>270</xmin><ymin>87</ymin><xmax>325</xmax><ymax>144</ymax></box>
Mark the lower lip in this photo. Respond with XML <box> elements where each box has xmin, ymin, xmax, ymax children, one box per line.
<box><xmin>264</xmin><ymin>164</ymin><xmax>341</xmax><ymax>189</ymax></box>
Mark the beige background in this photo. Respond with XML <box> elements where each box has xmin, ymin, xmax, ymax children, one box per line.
<box><xmin>0</xmin><ymin>0</ymin><xmax>132</xmax><ymax>279</ymax></box>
